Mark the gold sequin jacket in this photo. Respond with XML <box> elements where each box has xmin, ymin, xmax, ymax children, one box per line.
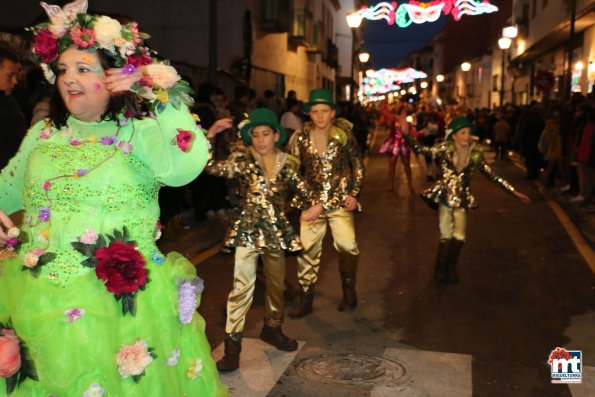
<box><xmin>206</xmin><ymin>147</ymin><xmax>308</xmax><ymax>252</ymax></box>
<box><xmin>404</xmin><ymin>135</ymin><xmax>516</xmax><ymax>209</ymax></box>
<box><xmin>287</xmin><ymin>119</ymin><xmax>365</xmax><ymax>211</ymax></box>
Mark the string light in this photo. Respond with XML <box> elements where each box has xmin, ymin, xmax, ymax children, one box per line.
<box><xmin>356</xmin><ymin>1</ymin><xmax>498</xmax><ymax>28</ymax></box>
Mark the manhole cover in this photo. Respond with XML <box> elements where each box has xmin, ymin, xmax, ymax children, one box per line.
<box><xmin>295</xmin><ymin>354</ymin><xmax>407</xmax><ymax>386</ymax></box>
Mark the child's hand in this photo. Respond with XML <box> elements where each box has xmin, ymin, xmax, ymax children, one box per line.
<box><xmin>300</xmin><ymin>204</ymin><xmax>323</xmax><ymax>222</ymax></box>
<box><xmin>343</xmin><ymin>196</ymin><xmax>358</xmax><ymax>212</ymax></box>
<box><xmin>206</xmin><ymin>118</ymin><xmax>233</xmax><ymax>138</ymax></box>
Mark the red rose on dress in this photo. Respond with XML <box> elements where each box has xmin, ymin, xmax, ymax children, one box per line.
<box><xmin>94</xmin><ymin>241</ymin><xmax>147</xmax><ymax>296</ymax></box>
<box><xmin>33</xmin><ymin>28</ymin><xmax>58</xmax><ymax>64</ymax></box>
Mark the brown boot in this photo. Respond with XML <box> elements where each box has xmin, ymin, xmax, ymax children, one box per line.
<box><xmin>434</xmin><ymin>239</ymin><xmax>451</xmax><ymax>283</ymax></box>
<box><xmin>216</xmin><ymin>334</ymin><xmax>242</xmax><ymax>372</ymax></box>
<box><xmin>337</xmin><ymin>278</ymin><xmax>358</xmax><ymax>311</ymax></box>
<box><xmin>259</xmin><ymin>324</ymin><xmax>298</xmax><ymax>351</ymax></box>
<box><xmin>288</xmin><ymin>288</ymin><xmax>313</xmax><ymax>318</ymax></box>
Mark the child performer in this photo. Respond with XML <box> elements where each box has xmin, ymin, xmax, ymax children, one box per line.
<box><xmin>379</xmin><ymin>101</ymin><xmax>415</xmax><ymax>191</ymax></box>
<box><xmin>402</xmin><ymin>114</ymin><xmax>530</xmax><ymax>283</ymax></box>
<box><xmin>206</xmin><ymin>108</ymin><xmax>318</xmax><ymax>371</ymax></box>
<box><xmin>287</xmin><ymin>88</ymin><xmax>365</xmax><ymax>317</ymax></box>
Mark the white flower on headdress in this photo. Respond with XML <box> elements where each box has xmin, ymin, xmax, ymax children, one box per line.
<box><xmin>143</xmin><ymin>63</ymin><xmax>181</xmax><ymax>89</ymax></box>
<box><xmin>94</xmin><ymin>16</ymin><xmax>123</xmax><ymax>51</ymax></box>
<box><xmin>116</xmin><ymin>40</ymin><xmax>136</xmax><ymax>59</ymax></box>
<box><xmin>48</xmin><ymin>21</ymin><xmax>68</xmax><ymax>38</ymax></box>
<box><xmin>40</xmin><ymin>63</ymin><xmax>56</xmax><ymax>84</ymax></box>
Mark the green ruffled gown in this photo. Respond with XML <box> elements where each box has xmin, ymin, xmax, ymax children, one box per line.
<box><xmin>0</xmin><ymin>105</ymin><xmax>227</xmax><ymax>397</ymax></box>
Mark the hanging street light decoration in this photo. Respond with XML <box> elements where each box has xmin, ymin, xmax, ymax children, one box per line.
<box><xmin>356</xmin><ymin>0</ymin><xmax>499</xmax><ymax>28</ymax></box>
<box><xmin>361</xmin><ymin>67</ymin><xmax>428</xmax><ymax>98</ymax></box>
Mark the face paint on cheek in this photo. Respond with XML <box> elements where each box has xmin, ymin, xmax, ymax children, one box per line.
<box><xmin>94</xmin><ymin>81</ymin><xmax>103</xmax><ymax>91</ymax></box>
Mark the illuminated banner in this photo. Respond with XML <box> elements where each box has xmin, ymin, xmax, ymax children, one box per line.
<box><xmin>358</xmin><ymin>0</ymin><xmax>499</xmax><ymax>28</ymax></box>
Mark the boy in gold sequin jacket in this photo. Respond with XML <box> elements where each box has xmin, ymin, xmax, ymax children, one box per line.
<box><xmin>287</xmin><ymin>88</ymin><xmax>365</xmax><ymax>318</ymax></box>
<box><xmin>206</xmin><ymin>108</ymin><xmax>318</xmax><ymax>372</ymax></box>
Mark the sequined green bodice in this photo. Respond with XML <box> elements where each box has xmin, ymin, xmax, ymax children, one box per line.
<box><xmin>0</xmin><ymin>105</ymin><xmax>209</xmax><ymax>286</ymax></box>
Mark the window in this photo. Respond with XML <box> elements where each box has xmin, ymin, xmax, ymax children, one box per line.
<box><xmin>493</xmin><ymin>75</ymin><xmax>499</xmax><ymax>91</ymax></box>
<box><xmin>292</xmin><ymin>8</ymin><xmax>313</xmax><ymax>42</ymax></box>
<box><xmin>531</xmin><ymin>0</ymin><xmax>536</xmax><ymax>18</ymax></box>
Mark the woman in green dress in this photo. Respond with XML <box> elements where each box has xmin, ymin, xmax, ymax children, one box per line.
<box><xmin>0</xmin><ymin>1</ymin><xmax>229</xmax><ymax>395</ymax></box>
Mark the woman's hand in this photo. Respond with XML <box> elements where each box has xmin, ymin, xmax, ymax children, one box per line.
<box><xmin>103</xmin><ymin>68</ymin><xmax>143</xmax><ymax>94</ymax></box>
<box><xmin>300</xmin><ymin>204</ymin><xmax>323</xmax><ymax>222</ymax></box>
<box><xmin>515</xmin><ymin>191</ymin><xmax>531</xmax><ymax>204</ymax></box>
<box><xmin>0</xmin><ymin>209</ymin><xmax>16</xmax><ymax>247</ymax></box>
<box><xmin>206</xmin><ymin>118</ymin><xmax>234</xmax><ymax>139</ymax></box>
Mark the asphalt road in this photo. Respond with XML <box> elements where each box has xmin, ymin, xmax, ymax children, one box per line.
<box><xmin>163</xmin><ymin>137</ymin><xmax>595</xmax><ymax>396</ymax></box>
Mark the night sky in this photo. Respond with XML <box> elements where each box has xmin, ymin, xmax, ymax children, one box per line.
<box><xmin>361</xmin><ymin>1</ymin><xmax>449</xmax><ymax>68</ymax></box>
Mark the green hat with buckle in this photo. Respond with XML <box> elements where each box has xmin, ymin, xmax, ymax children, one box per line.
<box><xmin>303</xmin><ymin>88</ymin><xmax>340</xmax><ymax>114</ymax></box>
<box><xmin>239</xmin><ymin>108</ymin><xmax>287</xmax><ymax>146</ymax></box>
<box><xmin>446</xmin><ymin>116</ymin><xmax>473</xmax><ymax>140</ymax></box>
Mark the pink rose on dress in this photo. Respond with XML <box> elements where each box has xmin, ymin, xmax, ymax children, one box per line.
<box><xmin>175</xmin><ymin>129</ymin><xmax>195</xmax><ymax>153</ymax></box>
<box><xmin>0</xmin><ymin>331</ymin><xmax>21</xmax><ymax>377</ymax></box>
<box><xmin>116</xmin><ymin>339</ymin><xmax>153</xmax><ymax>378</ymax></box>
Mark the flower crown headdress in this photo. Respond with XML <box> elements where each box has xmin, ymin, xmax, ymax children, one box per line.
<box><xmin>31</xmin><ymin>0</ymin><xmax>192</xmax><ymax>112</ymax></box>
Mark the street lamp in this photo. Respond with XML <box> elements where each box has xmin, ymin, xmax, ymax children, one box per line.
<box><xmin>346</xmin><ymin>12</ymin><xmax>363</xmax><ymax>103</ymax></box>
<box><xmin>436</xmin><ymin>74</ymin><xmax>445</xmax><ymax>82</ymax></box>
<box><xmin>461</xmin><ymin>62</ymin><xmax>471</xmax><ymax>72</ymax></box>
<box><xmin>358</xmin><ymin>52</ymin><xmax>370</xmax><ymax>63</ymax></box>
<box><xmin>420</xmin><ymin>81</ymin><xmax>428</xmax><ymax>89</ymax></box>
<box><xmin>498</xmin><ymin>37</ymin><xmax>512</xmax><ymax>106</ymax></box>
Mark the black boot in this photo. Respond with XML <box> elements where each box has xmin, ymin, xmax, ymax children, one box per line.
<box><xmin>337</xmin><ymin>278</ymin><xmax>358</xmax><ymax>311</ymax></box>
<box><xmin>259</xmin><ymin>324</ymin><xmax>298</xmax><ymax>351</ymax></box>
<box><xmin>446</xmin><ymin>239</ymin><xmax>465</xmax><ymax>283</ymax></box>
<box><xmin>434</xmin><ymin>239</ymin><xmax>451</xmax><ymax>283</ymax></box>
<box><xmin>288</xmin><ymin>287</ymin><xmax>314</xmax><ymax>318</ymax></box>
<box><xmin>216</xmin><ymin>334</ymin><xmax>242</xmax><ymax>372</ymax></box>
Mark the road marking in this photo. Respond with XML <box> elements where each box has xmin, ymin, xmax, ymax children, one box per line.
<box><xmin>212</xmin><ymin>338</ymin><xmax>305</xmax><ymax>397</ymax></box>
<box><xmin>511</xmin><ymin>161</ymin><xmax>595</xmax><ymax>273</ymax></box>
<box><xmin>191</xmin><ymin>244</ymin><xmax>222</xmax><ymax>265</ymax></box>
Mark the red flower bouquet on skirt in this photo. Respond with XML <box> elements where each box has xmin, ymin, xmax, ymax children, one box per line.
<box><xmin>72</xmin><ymin>227</ymin><xmax>148</xmax><ymax>316</ymax></box>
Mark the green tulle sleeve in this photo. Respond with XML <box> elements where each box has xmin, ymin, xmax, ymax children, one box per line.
<box><xmin>128</xmin><ymin>104</ymin><xmax>209</xmax><ymax>187</ymax></box>
<box><xmin>0</xmin><ymin>121</ymin><xmax>45</xmax><ymax>215</ymax></box>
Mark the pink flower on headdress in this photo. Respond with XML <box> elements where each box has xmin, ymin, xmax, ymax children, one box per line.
<box><xmin>129</xmin><ymin>22</ymin><xmax>142</xmax><ymax>45</ymax></box>
<box><xmin>70</xmin><ymin>25</ymin><xmax>96</xmax><ymax>49</ymax></box>
<box><xmin>33</xmin><ymin>28</ymin><xmax>59</xmax><ymax>64</ymax></box>
<box><xmin>126</xmin><ymin>53</ymin><xmax>153</xmax><ymax>68</ymax></box>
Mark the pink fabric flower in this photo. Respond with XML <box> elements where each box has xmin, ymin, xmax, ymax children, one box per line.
<box><xmin>65</xmin><ymin>308</ymin><xmax>86</xmax><ymax>323</ymax></box>
<box><xmin>175</xmin><ymin>129</ymin><xmax>195</xmax><ymax>153</ymax></box>
<box><xmin>43</xmin><ymin>181</ymin><xmax>52</xmax><ymax>191</ymax></box>
<box><xmin>78</xmin><ymin>229</ymin><xmax>98</xmax><ymax>245</ymax></box>
<box><xmin>117</xmin><ymin>141</ymin><xmax>133</xmax><ymax>155</ymax></box>
<box><xmin>116</xmin><ymin>339</ymin><xmax>153</xmax><ymax>378</ymax></box>
<box><xmin>23</xmin><ymin>249</ymin><xmax>45</xmax><ymax>268</ymax></box>
<box><xmin>0</xmin><ymin>332</ymin><xmax>21</xmax><ymax>377</ymax></box>
<box><xmin>70</xmin><ymin>25</ymin><xmax>97</xmax><ymax>49</ymax></box>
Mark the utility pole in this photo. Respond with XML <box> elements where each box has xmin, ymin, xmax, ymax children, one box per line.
<box><xmin>208</xmin><ymin>0</ymin><xmax>217</xmax><ymax>84</ymax></box>
<box><xmin>564</xmin><ymin>0</ymin><xmax>576</xmax><ymax>100</ymax></box>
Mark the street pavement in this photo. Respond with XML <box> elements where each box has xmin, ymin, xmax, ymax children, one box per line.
<box><xmin>158</xmin><ymin>133</ymin><xmax>595</xmax><ymax>397</ymax></box>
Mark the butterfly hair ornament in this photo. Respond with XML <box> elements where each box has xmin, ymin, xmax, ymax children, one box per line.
<box><xmin>30</xmin><ymin>0</ymin><xmax>193</xmax><ymax>112</ymax></box>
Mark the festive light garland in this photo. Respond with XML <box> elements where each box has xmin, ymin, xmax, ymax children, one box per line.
<box><xmin>361</xmin><ymin>68</ymin><xmax>427</xmax><ymax>97</ymax></box>
<box><xmin>358</xmin><ymin>0</ymin><xmax>498</xmax><ymax>28</ymax></box>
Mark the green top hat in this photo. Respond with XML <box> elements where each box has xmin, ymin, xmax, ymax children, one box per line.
<box><xmin>446</xmin><ymin>116</ymin><xmax>473</xmax><ymax>140</ymax></box>
<box><xmin>303</xmin><ymin>88</ymin><xmax>340</xmax><ymax>114</ymax></box>
<box><xmin>239</xmin><ymin>108</ymin><xmax>287</xmax><ymax>146</ymax></box>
